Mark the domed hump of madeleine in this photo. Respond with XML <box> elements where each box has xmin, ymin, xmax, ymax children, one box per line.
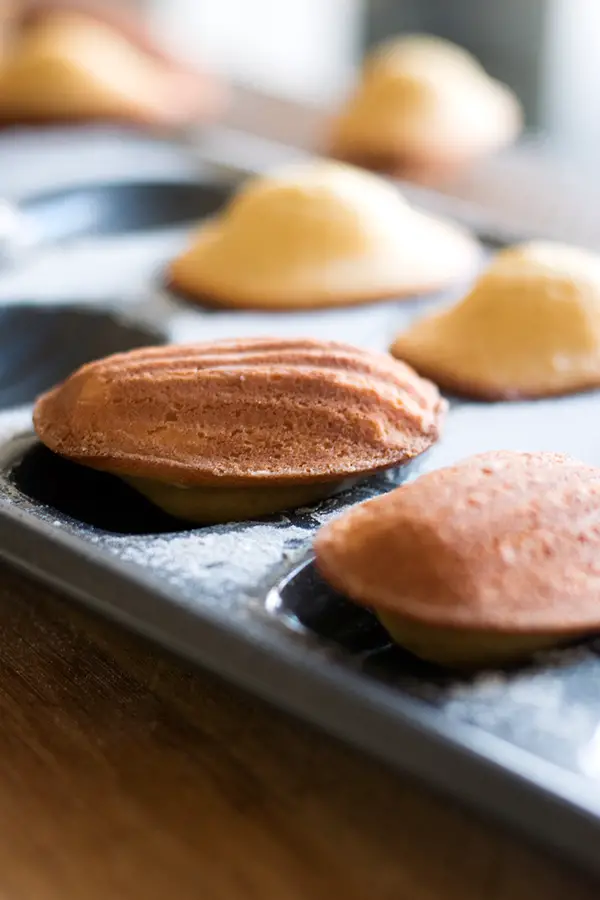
<box><xmin>203</xmin><ymin>162</ymin><xmax>413</xmax><ymax>266</ymax></box>
<box><xmin>333</xmin><ymin>61</ymin><xmax>519</xmax><ymax>156</ymax></box>
<box><xmin>363</xmin><ymin>34</ymin><xmax>484</xmax><ymax>83</ymax></box>
<box><xmin>330</xmin><ymin>34</ymin><xmax>521</xmax><ymax>170</ymax></box>
<box><xmin>391</xmin><ymin>241</ymin><xmax>600</xmax><ymax>399</ymax></box>
<box><xmin>483</xmin><ymin>241</ymin><xmax>600</xmax><ymax>297</ymax></box>
<box><xmin>0</xmin><ymin>13</ymin><xmax>169</xmax><ymax>122</ymax></box>
<box><xmin>315</xmin><ymin>450</ymin><xmax>600</xmax><ymax>634</ymax></box>
<box><xmin>167</xmin><ymin>162</ymin><xmax>479</xmax><ymax>309</ymax></box>
<box><xmin>33</xmin><ymin>337</ymin><xmax>446</xmax><ymax>485</ymax></box>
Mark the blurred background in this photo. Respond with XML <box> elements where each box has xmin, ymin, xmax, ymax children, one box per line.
<box><xmin>2</xmin><ymin>0</ymin><xmax>600</xmax><ymax>241</ymax></box>
<box><xmin>136</xmin><ymin>0</ymin><xmax>600</xmax><ymax>241</ymax></box>
<box><xmin>144</xmin><ymin>0</ymin><xmax>598</xmax><ymax>155</ymax></box>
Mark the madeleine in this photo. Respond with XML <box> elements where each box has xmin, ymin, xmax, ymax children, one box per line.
<box><xmin>167</xmin><ymin>161</ymin><xmax>478</xmax><ymax>310</ymax></box>
<box><xmin>315</xmin><ymin>450</ymin><xmax>600</xmax><ymax>667</ymax></box>
<box><xmin>0</xmin><ymin>12</ymin><xmax>223</xmax><ymax>127</ymax></box>
<box><xmin>329</xmin><ymin>34</ymin><xmax>521</xmax><ymax>185</ymax></box>
<box><xmin>392</xmin><ymin>242</ymin><xmax>600</xmax><ymax>400</ymax></box>
<box><xmin>34</xmin><ymin>338</ymin><xmax>446</xmax><ymax>523</ymax></box>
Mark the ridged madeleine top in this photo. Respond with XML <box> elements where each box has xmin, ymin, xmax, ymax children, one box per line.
<box><xmin>33</xmin><ymin>338</ymin><xmax>446</xmax><ymax>485</ymax></box>
<box><xmin>315</xmin><ymin>450</ymin><xmax>600</xmax><ymax>633</ymax></box>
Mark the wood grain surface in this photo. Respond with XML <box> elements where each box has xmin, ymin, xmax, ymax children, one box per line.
<box><xmin>0</xmin><ymin>562</ymin><xmax>594</xmax><ymax>900</ymax></box>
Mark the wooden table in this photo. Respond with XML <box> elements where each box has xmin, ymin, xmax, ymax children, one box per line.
<box><xmin>0</xmin><ymin>561</ymin><xmax>594</xmax><ymax>900</ymax></box>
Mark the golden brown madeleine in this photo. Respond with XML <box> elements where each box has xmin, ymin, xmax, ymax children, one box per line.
<box><xmin>14</xmin><ymin>2</ymin><xmax>227</xmax><ymax>127</ymax></box>
<box><xmin>328</xmin><ymin>34</ymin><xmax>522</xmax><ymax>186</ymax></box>
<box><xmin>33</xmin><ymin>338</ymin><xmax>446</xmax><ymax>523</ymax></box>
<box><xmin>391</xmin><ymin>242</ymin><xmax>600</xmax><ymax>400</ymax></box>
<box><xmin>0</xmin><ymin>11</ymin><xmax>225</xmax><ymax>127</ymax></box>
<box><xmin>167</xmin><ymin>161</ymin><xmax>479</xmax><ymax>311</ymax></box>
<box><xmin>315</xmin><ymin>450</ymin><xmax>600</xmax><ymax>667</ymax></box>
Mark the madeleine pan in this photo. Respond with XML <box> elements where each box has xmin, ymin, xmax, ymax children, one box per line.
<box><xmin>0</xmin><ymin>177</ymin><xmax>597</xmax><ymax>877</ymax></box>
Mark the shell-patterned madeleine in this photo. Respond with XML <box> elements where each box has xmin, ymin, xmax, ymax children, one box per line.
<box><xmin>33</xmin><ymin>338</ymin><xmax>446</xmax><ymax>524</ymax></box>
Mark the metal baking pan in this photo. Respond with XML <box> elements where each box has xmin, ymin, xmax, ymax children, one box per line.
<box><xmin>0</xmin><ymin>177</ymin><xmax>229</xmax><ymax>263</ymax></box>
<box><xmin>0</xmin><ymin>177</ymin><xmax>599</xmax><ymax>877</ymax></box>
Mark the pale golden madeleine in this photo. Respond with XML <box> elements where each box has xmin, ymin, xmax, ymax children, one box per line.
<box><xmin>329</xmin><ymin>34</ymin><xmax>522</xmax><ymax>183</ymax></box>
<box><xmin>0</xmin><ymin>12</ymin><xmax>181</xmax><ymax>125</ymax></box>
<box><xmin>315</xmin><ymin>450</ymin><xmax>600</xmax><ymax>667</ymax></box>
<box><xmin>392</xmin><ymin>241</ymin><xmax>600</xmax><ymax>400</ymax></box>
<box><xmin>167</xmin><ymin>161</ymin><xmax>479</xmax><ymax>310</ymax></box>
<box><xmin>33</xmin><ymin>338</ymin><xmax>446</xmax><ymax>523</ymax></box>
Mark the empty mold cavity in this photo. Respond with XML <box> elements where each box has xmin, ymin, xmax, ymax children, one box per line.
<box><xmin>0</xmin><ymin>304</ymin><xmax>164</xmax><ymax>408</ymax></box>
<box><xmin>21</xmin><ymin>179</ymin><xmax>231</xmax><ymax>243</ymax></box>
<box><xmin>5</xmin><ymin>437</ymin><xmax>189</xmax><ymax>535</ymax></box>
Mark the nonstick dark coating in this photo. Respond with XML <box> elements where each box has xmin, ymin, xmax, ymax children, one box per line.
<box><xmin>20</xmin><ymin>179</ymin><xmax>231</xmax><ymax>245</ymax></box>
<box><xmin>0</xmin><ymin>304</ymin><xmax>163</xmax><ymax>408</ymax></box>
